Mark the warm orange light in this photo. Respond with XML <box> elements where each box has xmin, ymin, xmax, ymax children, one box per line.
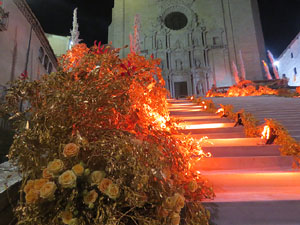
<box><xmin>216</xmin><ymin>108</ymin><xmax>224</xmax><ymax>114</ymax></box>
<box><xmin>182</xmin><ymin>123</ymin><xmax>232</xmax><ymax>129</ymax></box>
<box><xmin>176</xmin><ymin>115</ymin><xmax>220</xmax><ymax>120</ymax></box>
<box><xmin>201</xmin><ymin>138</ymin><xmax>262</xmax><ymax>147</ymax></box>
<box><xmin>143</xmin><ymin>104</ymin><xmax>170</xmax><ymax>130</ymax></box>
<box><xmin>206</xmin><ymin>80</ymin><xmax>279</xmax><ymax>97</ymax></box>
<box><xmin>169</xmin><ymin>108</ymin><xmax>204</xmax><ymax>112</ymax></box>
<box><xmin>261</xmin><ymin>125</ymin><xmax>271</xmax><ymax>140</ymax></box>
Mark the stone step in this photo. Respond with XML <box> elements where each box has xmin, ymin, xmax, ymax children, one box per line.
<box><xmin>179</xmin><ymin>118</ymin><xmax>233</xmax><ymax>124</ymax></box>
<box><xmin>168</xmin><ymin>105</ymin><xmax>202</xmax><ymax>109</ymax></box>
<box><xmin>181</xmin><ymin>126</ymin><xmax>244</xmax><ymax>134</ymax></box>
<box><xmin>168</xmin><ymin>98</ymin><xmax>300</xmax><ymax>225</ymax></box>
<box><xmin>202</xmin><ymin>170</ymin><xmax>300</xmax><ymax>190</ymax></box>
<box><xmin>176</xmin><ymin>115</ymin><xmax>221</xmax><ymax>121</ymax></box>
<box><xmin>201</xmin><ymin>138</ymin><xmax>263</xmax><ymax>146</ymax></box>
<box><xmin>204</xmin><ymin>200</ymin><xmax>300</xmax><ymax>225</ymax></box>
<box><xmin>168</xmin><ymin>108</ymin><xmax>204</xmax><ymax>113</ymax></box>
<box><xmin>182</xmin><ymin>123</ymin><xmax>236</xmax><ymax>130</ymax></box>
<box><xmin>193</xmin><ymin>156</ymin><xmax>294</xmax><ymax>171</ymax></box>
<box><xmin>190</xmin><ymin>133</ymin><xmax>246</xmax><ymax>139</ymax></box>
<box><xmin>169</xmin><ymin>111</ymin><xmax>213</xmax><ymax>116</ymax></box>
<box><xmin>203</xmin><ymin>145</ymin><xmax>280</xmax><ymax>157</ymax></box>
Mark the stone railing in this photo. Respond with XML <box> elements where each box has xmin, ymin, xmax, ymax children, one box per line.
<box><xmin>0</xmin><ymin>162</ymin><xmax>21</xmax><ymax>224</ymax></box>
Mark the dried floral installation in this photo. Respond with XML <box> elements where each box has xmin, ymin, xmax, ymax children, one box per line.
<box><xmin>2</xmin><ymin>43</ymin><xmax>214</xmax><ymax>225</ymax></box>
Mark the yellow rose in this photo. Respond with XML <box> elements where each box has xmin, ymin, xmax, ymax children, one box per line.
<box><xmin>72</xmin><ymin>164</ymin><xmax>84</xmax><ymax>176</ymax></box>
<box><xmin>47</xmin><ymin>159</ymin><xmax>64</xmax><ymax>174</ymax></box>
<box><xmin>25</xmin><ymin>189</ymin><xmax>39</xmax><ymax>204</ymax></box>
<box><xmin>59</xmin><ymin>170</ymin><xmax>77</xmax><ymax>188</ymax></box>
<box><xmin>24</xmin><ymin>180</ymin><xmax>35</xmax><ymax>194</ymax></box>
<box><xmin>170</xmin><ymin>213</ymin><xmax>181</xmax><ymax>225</ymax></box>
<box><xmin>34</xmin><ymin>179</ymin><xmax>49</xmax><ymax>191</ymax></box>
<box><xmin>69</xmin><ymin>219</ymin><xmax>78</xmax><ymax>225</ymax></box>
<box><xmin>40</xmin><ymin>181</ymin><xmax>57</xmax><ymax>199</ymax></box>
<box><xmin>157</xmin><ymin>206</ymin><xmax>169</xmax><ymax>218</ymax></box>
<box><xmin>61</xmin><ymin>211</ymin><xmax>73</xmax><ymax>224</ymax></box>
<box><xmin>107</xmin><ymin>183</ymin><xmax>120</xmax><ymax>199</ymax></box>
<box><xmin>83</xmin><ymin>190</ymin><xmax>98</xmax><ymax>205</ymax></box>
<box><xmin>90</xmin><ymin>171</ymin><xmax>105</xmax><ymax>185</ymax></box>
<box><xmin>42</xmin><ymin>168</ymin><xmax>54</xmax><ymax>179</ymax></box>
<box><xmin>173</xmin><ymin>193</ymin><xmax>185</xmax><ymax>213</ymax></box>
<box><xmin>98</xmin><ymin>178</ymin><xmax>112</xmax><ymax>193</ymax></box>
<box><xmin>63</xmin><ymin>143</ymin><xmax>79</xmax><ymax>157</ymax></box>
<box><xmin>188</xmin><ymin>180</ymin><xmax>198</xmax><ymax>193</ymax></box>
<box><xmin>163</xmin><ymin>196</ymin><xmax>175</xmax><ymax>210</ymax></box>
<box><xmin>140</xmin><ymin>175</ymin><xmax>149</xmax><ymax>185</ymax></box>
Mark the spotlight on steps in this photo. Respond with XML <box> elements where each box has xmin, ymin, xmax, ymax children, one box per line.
<box><xmin>261</xmin><ymin>125</ymin><xmax>277</xmax><ymax>145</ymax></box>
<box><xmin>216</xmin><ymin>106</ymin><xmax>227</xmax><ymax>118</ymax></box>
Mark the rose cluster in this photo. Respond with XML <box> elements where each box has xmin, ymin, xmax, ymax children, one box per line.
<box><xmin>23</xmin><ymin>143</ymin><xmax>120</xmax><ymax>225</ymax></box>
<box><xmin>158</xmin><ymin>193</ymin><xmax>185</xmax><ymax>225</ymax></box>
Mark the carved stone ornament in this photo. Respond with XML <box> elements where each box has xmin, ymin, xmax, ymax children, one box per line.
<box><xmin>156</xmin><ymin>0</ymin><xmax>195</xmax><ymax>7</ymax></box>
<box><xmin>152</xmin><ymin>5</ymin><xmax>200</xmax><ymax>33</ymax></box>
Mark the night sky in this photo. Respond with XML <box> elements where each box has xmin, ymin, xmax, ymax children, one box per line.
<box><xmin>26</xmin><ymin>0</ymin><xmax>300</xmax><ymax>58</ymax></box>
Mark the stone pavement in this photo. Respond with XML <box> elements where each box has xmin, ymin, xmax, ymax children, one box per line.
<box><xmin>206</xmin><ymin>96</ymin><xmax>300</xmax><ymax>141</ymax></box>
<box><xmin>0</xmin><ymin>162</ymin><xmax>20</xmax><ymax>225</ymax></box>
<box><xmin>168</xmin><ymin>99</ymin><xmax>300</xmax><ymax>225</ymax></box>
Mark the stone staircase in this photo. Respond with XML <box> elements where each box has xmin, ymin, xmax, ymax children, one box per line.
<box><xmin>168</xmin><ymin>99</ymin><xmax>300</xmax><ymax>225</ymax></box>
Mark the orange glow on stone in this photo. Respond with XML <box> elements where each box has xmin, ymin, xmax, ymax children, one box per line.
<box><xmin>182</xmin><ymin>123</ymin><xmax>232</xmax><ymax>129</ymax></box>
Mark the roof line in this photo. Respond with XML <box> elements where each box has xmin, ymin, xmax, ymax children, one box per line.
<box><xmin>13</xmin><ymin>0</ymin><xmax>58</xmax><ymax>68</ymax></box>
<box><xmin>278</xmin><ymin>31</ymin><xmax>300</xmax><ymax>60</ymax></box>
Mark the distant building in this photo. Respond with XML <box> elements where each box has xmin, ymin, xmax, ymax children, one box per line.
<box><xmin>0</xmin><ymin>0</ymin><xmax>57</xmax><ymax>87</ymax></box>
<box><xmin>109</xmin><ymin>0</ymin><xmax>266</xmax><ymax>97</ymax></box>
<box><xmin>277</xmin><ymin>32</ymin><xmax>300</xmax><ymax>87</ymax></box>
<box><xmin>46</xmin><ymin>33</ymin><xmax>70</xmax><ymax>57</ymax></box>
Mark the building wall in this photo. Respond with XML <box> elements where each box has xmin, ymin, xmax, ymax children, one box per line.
<box><xmin>46</xmin><ymin>34</ymin><xmax>70</xmax><ymax>57</ymax></box>
<box><xmin>0</xmin><ymin>0</ymin><xmax>57</xmax><ymax>87</ymax></box>
<box><xmin>277</xmin><ymin>33</ymin><xmax>300</xmax><ymax>86</ymax></box>
<box><xmin>108</xmin><ymin>0</ymin><xmax>266</xmax><ymax>97</ymax></box>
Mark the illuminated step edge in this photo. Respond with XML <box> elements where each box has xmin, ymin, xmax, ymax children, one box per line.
<box><xmin>202</xmin><ymin>171</ymin><xmax>300</xmax><ymax>202</ymax></box>
<box><xmin>202</xmin><ymin>145</ymin><xmax>280</xmax><ymax>157</ymax></box>
<box><xmin>180</xmin><ymin>127</ymin><xmax>244</xmax><ymax>134</ymax></box>
<box><xmin>181</xmin><ymin>123</ymin><xmax>236</xmax><ymax>129</ymax></box>
<box><xmin>193</xmin><ymin>156</ymin><xmax>294</xmax><ymax>171</ymax></box>
<box><xmin>175</xmin><ymin>115</ymin><xmax>221</xmax><ymax>120</ymax></box>
<box><xmin>179</xmin><ymin>118</ymin><xmax>233</xmax><ymax>124</ymax></box>
<box><xmin>203</xmin><ymin>187</ymin><xmax>300</xmax><ymax>202</ymax></box>
<box><xmin>200</xmin><ymin>138</ymin><xmax>265</xmax><ymax>147</ymax></box>
<box><xmin>169</xmin><ymin>108</ymin><xmax>204</xmax><ymax>112</ymax></box>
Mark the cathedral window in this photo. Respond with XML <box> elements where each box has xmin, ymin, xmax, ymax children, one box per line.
<box><xmin>38</xmin><ymin>47</ymin><xmax>44</xmax><ymax>63</ymax></box>
<box><xmin>294</xmin><ymin>67</ymin><xmax>297</xmax><ymax>74</ymax></box>
<box><xmin>291</xmin><ymin>52</ymin><xmax>294</xmax><ymax>58</ymax></box>
<box><xmin>164</xmin><ymin>12</ymin><xmax>188</xmax><ymax>30</ymax></box>
<box><xmin>43</xmin><ymin>55</ymin><xmax>49</xmax><ymax>70</ymax></box>
<box><xmin>48</xmin><ymin>63</ymin><xmax>53</xmax><ymax>74</ymax></box>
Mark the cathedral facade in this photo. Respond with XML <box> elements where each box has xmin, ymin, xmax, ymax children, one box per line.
<box><xmin>108</xmin><ymin>0</ymin><xmax>266</xmax><ymax>97</ymax></box>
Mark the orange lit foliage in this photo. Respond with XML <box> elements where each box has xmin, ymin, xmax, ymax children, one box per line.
<box><xmin>296</xmin><ymin>87</ymin><xmax>300</xmax><ymax>96</ymax></box>
<box><xmin>206</xmin><ymin>80</ymin><xmax>278</xmax><ymax>97</ymax></box>
<box><xmin>6</xmin><ymin>43</ymin><xmax>213</xmax><ymax>224</ymax></box>
<box><xmin>61</xmin><ymin>44</ymin><xmax>212</xmax><ymax>197</ymax></box>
